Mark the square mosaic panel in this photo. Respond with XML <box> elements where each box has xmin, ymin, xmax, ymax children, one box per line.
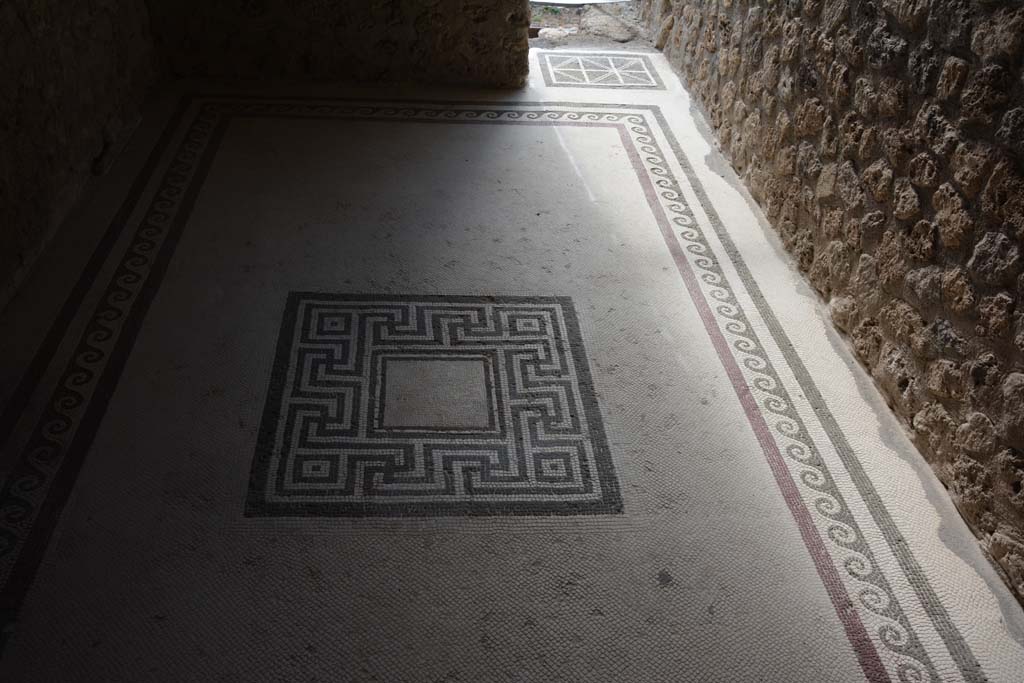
<box><xmin>538</xmin><ymin>52</ymin><xmax>665</xmax><ymax>89</ymax></box>
<box><xmin>246</xmin><ymin>294</ymin><xmax>622</xmax><ymax>516</ymax></box>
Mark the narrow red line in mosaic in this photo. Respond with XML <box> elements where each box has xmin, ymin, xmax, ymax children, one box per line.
<box><xmin>619</xmin><ymin>125</ymin><xmax>891</xmax><ymax>683</ymax></box>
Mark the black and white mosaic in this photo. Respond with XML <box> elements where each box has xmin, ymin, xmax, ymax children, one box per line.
<box><xmin>246</xmin><ymin>294</ymin><xmax>622</xmax><ymax>516</ymax></box>
<box><xmin>538</xmin><ymin>52</ymin><xmax>665</xmax><ymax>89</ymax></box>
<box><xmin>0</xmin><ymin>98</ymin><xmax>977</xmax><ymax>679</ymax></box>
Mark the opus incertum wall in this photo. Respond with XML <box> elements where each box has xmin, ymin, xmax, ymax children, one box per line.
<box><xmin>0</xmin><ymin>0</ymin><xmax>156</xmax><ymax>310</ymax></box>
<box><xmin>639</xmin><ymin>0</ymin><xmax>1024</xmax><ymax>599</ymax></box>
<box><xmin>247</xmin><ymin>294</ymin><xmax>621</xmax><ymax>516</ymax></box>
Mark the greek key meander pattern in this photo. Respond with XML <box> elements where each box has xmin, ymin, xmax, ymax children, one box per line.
<box><xmin>0</xmin><ymin>98</ymin><xmax>971</xmax><ymax>679</ymax></box>
<box><xmin>643</xmin><ymin>129</ymin><xmax>939</xmax><ymax>683</ymax></box>
<box><xmin>0</xmin><ymin>105</ymin><xmax>221</xmax><ymax>594</ymax></box>
<box><xmin>246</xmin><ymin>295</ymin><xmax>620</xmax><ymax>515</ymax></box>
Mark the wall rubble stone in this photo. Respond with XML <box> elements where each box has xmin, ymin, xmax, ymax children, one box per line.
<box><xmin>639</xmin><ymin>0</ymin><xmax>1024</xmax><ymax>598</ymax></box>
<box><xmin>146</xmin><ymin>0</ymin><xmax>531</xmax><ymax>87</ymax></box>
<box><xmin>2</xmin><ymin>1</ymin><xmax>531</xmax><ymax>310</ymax></box>
<box><xmin>0</xmin><ymin>0</ymin><xmax>157</xmax><ymax>309</ymax></box>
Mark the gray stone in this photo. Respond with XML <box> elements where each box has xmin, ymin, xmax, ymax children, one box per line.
<box><xmin>964</xmin><ymin>354</ymin><xmax>1006</xmax><ymax>407</ymax></box>
<box><xmin>874</xmin><ymin>342</ymin><xmax>918</xmax><ymax>411</ymax></box>
<box><xmin>537</xmin><ymin>27</ymin><xmax>574</xmax><ymax>41</ymax></box>
<box><xmin>655</xmin><ymin>14</ymin><xmax>675</xmax><ymax>49</ymax></box>
<box><xmin>907</xmin><ymin>220</ymin><xmax>938</xmax><ymax>262</ymax></box>
<box><xmin>913</xmin><ymin>401</ymin><xmax>957</xmax><ymax>462</ymax></box>
<box><xmin>926</xmin><ymin>359</ymin><xmax>962</xmax><ymax>399</ymax></box>
<box><xmin>816</xmin><ymin>162</ymin><xmax>838</xmax><ymax>200</ymax></box>
<box><xmin>853</xmin><ymin>317</ymin><xmax>883</xmax><ymax>363</ymax></box>
<box><xmin>935</xmin><ymin>56</ymin><xmax>968</xmax><ymax>101</ymax></box>
<box><xmin>876</xmin><ymin>229</ymin><xmax>909</xmax><ymax>291</ymax></box>
<box><xmin>882</xmin><ymin>126</ymin><xmax>915</xmax><ymax>169</ymax></box>
<box><xmin>914</xmin><ymin>104</ymin><xmax>959</xmax><ymax>157</ymax></box>
<box><xmin>951</xmin><ymin>142</ymin><xmax>993</xmax><ymax>199</ymax></box>
<box><xmin>977</xmin><ymin>293</ymin><xmax>1016</xmax><ymax>339</ymax></box>
<box><xmin>906</xmin><ymin>265</ymin><xmax>942</xmax><ymax>307</ymax></box>
<box><xmin>580</xmin><ymin>8</ymin><xmax>636</xmax><ymax>43</ymax></box>
<box><xmin>933</xmin><ymin>183</ymin><xmax>973</xmax><ymax>250</ymax></box>
<box><xmin>877</xmin><ymin>77</ymin><xmax>906</xmax><ymax>119</ymax></box>
<box><xmin>908</xmin><ymin>153</ymin><xmax>939</xmax><ymax>189</ymax></box>
<box><xmin>957</xmin><ymin>412</ymin><xmax>998</xmax><ymax>458</ymax></box>
<box><xmin>853</xmin><ymin>77</ymin><xmax>878</xmax><ymax>119</ymax></box>
<box><xmin>942</xmin><ymin>267</ymin><xmax>976</xmax><ymax>315</ymax></box>
<box><xmin>983</xmin><ymin>161</ymin><xmax>1024</xmax><ymax>241</ymax></box>
<box><xmin>960</xmin><ymin>64</ymin><xmax>1012</xmax><ymax>126</ymax></box>
<box><xmin>795</xmin><ymin>97</ymin><xmax>827</xmax><ymax>136</ymax></box>
<box><xmin>837</xmin><ymin>161</ymin><xmax>865</xmax><ymax>210</ymax></box>
<box><xmin>970</xmin><ymin>7</ymin><xmax>1024</xmax><ymax>63</ymax></box>
<box><xmin>892</xmin><ymin>177</ymin><xmax>921</xmax><ymax>221</ymax></box>
<box><xmin>907</xmin><ymin>40</ymin><xmax>940</xmax><ymax>95</ymax></box>
<box><xmin>926</xmin><ymin>318</ymin><xmax>968</xmax><ymax>358</ymax></box>
<box><xmin>862</xmin><ymin>159</ymin><xmax>893</xmax><ymax>202</ymax></box>
<box><xmin>968</xmin><ymin>232</ymin><xmax>1021</xmax><ymax>288</ymax></box>
<box><xmin>821</xmin><ymin>0</ymin><xmax>852</xmax><ymax>36</ymax></box>
<box><xmin>865</xmin><ymin>23</ymin><xmax>908</xmax><ymax>72</ymax></box>
<box><xmin>926</xmin><ymin>0</ymin><xmax>973</xmax><ymax>51</ymax></box>
<box><xmin>882</xmin><ymin>0</ymin><xmax>929</xmax><ymax>31</ymax></box>
<box><xmin>829</xmin><ymin>295</ymin><xmax>859</xmax><ymax>331</ymax></box>
<box><xmin>1001</xmin><ymin>373</ymin><xmax>1024</xmax><ymax>445</ymax></box>
<box><xmin>880</xmin><ymin>299</ymin><xmax>924</xmax><ymax>345</ymax></box>
<box><xmin>996</xmin><ymin>108</ymin><xmax>1024</xmax><ymax>158</ymax></box>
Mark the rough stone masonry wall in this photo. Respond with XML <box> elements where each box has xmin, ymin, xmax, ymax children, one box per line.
<box><xmin>146</xmin><ymin>0</ymin><xmax>531</xmax><ymax>87</ymax></box>
<box><xmin>0</xmin><ymin>0</ymin><xmax>156</xmax><ymax>310</ymax></box>
<box><xmin>1</xmin><ymin>1</ymin><xmax>530</xmax><ymax>309</ymax></box>
<box><xmin>639</xmin><ymin>0</ymin><xmax>1024</xmax><ymax>597</ymax></box>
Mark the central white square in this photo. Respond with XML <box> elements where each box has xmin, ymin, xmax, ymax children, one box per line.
<box><xmin>381</xmin><ymin>358</ymin><xmax>491</xmax><ymax>430</ymax></box>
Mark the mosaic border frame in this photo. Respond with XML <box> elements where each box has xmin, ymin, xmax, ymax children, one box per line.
<box><xmin>0</xmin><ymin>95</ymin><xmax>984</xmax><ymax>681</ymax></box>
<box><xmin>537</xmin><ymin>51</ymin><xmax>666</xmax><ymax>90</ymax></box>
<box><xmin>245</xmin><ymin>293</ymin><xmax>623</xmax><ymax>517</ymax></box>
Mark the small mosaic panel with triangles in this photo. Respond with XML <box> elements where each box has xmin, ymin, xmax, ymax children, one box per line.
<box><xmin>539</xmin><ymin>52</ymin><xmax>665</xmax><ymax>89</ymax></box>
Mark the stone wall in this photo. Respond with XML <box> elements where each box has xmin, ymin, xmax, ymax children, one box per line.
<box><xmin>0</xmin><ymin>0</ymin><xmax>157</xmax><ymax>310</ymax></box>
<box><xmin>1</xmin><ymin>1</ymin><xmax>531</xmax><ymax>309</ymax></box>
<box><xmin>640</xmin><ymin>0</ymin><xmax>1024</xmax><ymax>596</ymax></box>
<box><xmin>146</xmin><ymin>0</ymin><xmax>531</xmax><ymax>87</ymax></box>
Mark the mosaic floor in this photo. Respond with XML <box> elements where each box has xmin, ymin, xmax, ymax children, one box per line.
<box><xmin>248</xmin><ymin>293</ymin><xmax>620</xmax><ymax>516</ymax></box>
<box><xmin>1</xmin><ymin>50</ymin><xmax>1023</xmax><ymax>681</ymax></box>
